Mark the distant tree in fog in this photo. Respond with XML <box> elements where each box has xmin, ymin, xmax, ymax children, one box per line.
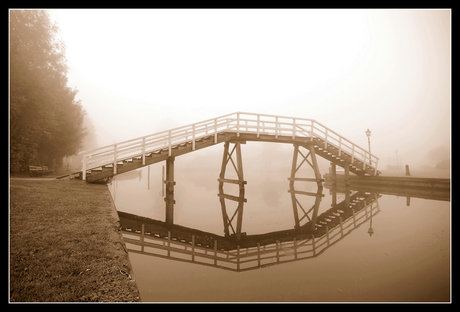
<box><xmin>426</xmin><ymin>145</ymin><xmax>450</xmax><ymax>170</ymax></box>
<box><xmin>10</xmin><ymin>10</ymin><xmax>86</xmax><ymax>172</ymax></box>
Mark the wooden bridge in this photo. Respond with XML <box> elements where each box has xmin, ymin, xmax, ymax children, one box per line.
<box><xmin>78</xmin><ymin>112</ymin><xmax>380</xmax><ymax>239</ymax></box>
<box><xmin>79</xmin><ymin>112</ymin><xmax>379</xmax><ymax>182</ymax></box>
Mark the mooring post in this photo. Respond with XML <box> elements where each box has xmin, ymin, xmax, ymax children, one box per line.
<box><xmin>405</xmin><ymin>164</ymin><xmax>411</xmax><ymax>176</ymax></box>
<box><xmin>165</xmin><ymin>156</ymin><xmax>176</xmax><ymax>224</ymax></box>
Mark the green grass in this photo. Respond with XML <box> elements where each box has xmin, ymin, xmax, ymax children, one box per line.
<box><xmin>9</xmin><ymin>178</ymin><xmax>140</xmax><ymax>302</ymax></box>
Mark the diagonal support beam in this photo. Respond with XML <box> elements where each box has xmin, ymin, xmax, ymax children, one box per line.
<box><xmin>289</xmin><ymin>144</ymin><xmax>323</xmax><ymax>229</ymax></box>
<box><xmin>218</xmin><ymin>141</ymin><xmax>246</xmax><ymax>239</ymax></box>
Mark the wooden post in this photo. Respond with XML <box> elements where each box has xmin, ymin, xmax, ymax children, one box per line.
<box><xmin>405</xmin><ymin>164</ymin><xmax>411</xmax><ymax>176</ymax></box>
<box><xmin>165</xmin><ymin>157</ymin><xmax>175</xmax><ymax>224</ymax></box>
<box><xmin>344</xmin><ymin>164</ymin><xmax>350</xmax><ymax>186</ymax></box>
<box><xmin>214</xmin><ymin>118</ymin><xmax>218</xmax><ymax>144</ymax></box>
<box><xmin>219</xmin><ymin>142</ymin><xmax>230</xmax><ymax>237</ymax></box>
<box><xmin>308</xmin><ymin>145</ymin><xmax>322</xmax><ymax>188</ymax></box>
<box><xmin>167</xmin><ymin>231</ymin><xmax>171</xmax><ymax>257</ymax></box>
<box><xmin>292</xmin><ymin>118</ymin><xmax>296</xmax><ymax>139</ymax></box>
<box><xmin>142</xmin><ymin>137</ymin><xmax>146</xmax><ymax>166</ymax></box>
<box><xmin>235</xmin><ymin>142</ymin><xmax>245</xmax><ymax>238</ymax></box>
<box><xmin>330</xmin><ymin>163</ymin><xmax>336</xmax><ymax>186</ymax></box>
<box><xmin>192</xmin><ymin>124</ymin><xmax>196</xmax><ymax>151</ymax></box>
<box><xmin>290</xmin><ymin>145</ymin><xmax>300</xmax><ymax>228</ymax></box>
<box><xmin>147</xmin><ymin>165</ymin><xmax>150</xmax><ymax>190</ymax></box>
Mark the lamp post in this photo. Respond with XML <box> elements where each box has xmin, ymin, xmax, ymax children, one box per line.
<box><xmin>365</xmin><ymin>128</ymin><xmax>372</xmax><ymax>165</ymax></box>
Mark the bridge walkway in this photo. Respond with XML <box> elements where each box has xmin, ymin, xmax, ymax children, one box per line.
<box><xmin>79</xmin><ymin>112</ymin><xmax>380</xmax><ymax>182</ymax></box>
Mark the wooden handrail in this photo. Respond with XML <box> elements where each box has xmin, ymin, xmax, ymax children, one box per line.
<box><xmin>79</xmin><ymin>112</ymin><xmax>379</xmax><ymax>180</ymax></box>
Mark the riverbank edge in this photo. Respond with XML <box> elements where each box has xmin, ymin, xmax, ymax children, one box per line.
<box><xmin>9</xmin><ymin>177</ymin><xmax>141</xmax><ymax>302</ymax></box>
<box><xmin>103</xmin><ymin>181</ymin><xmax>142</xmax><ymax>302</ymax></box>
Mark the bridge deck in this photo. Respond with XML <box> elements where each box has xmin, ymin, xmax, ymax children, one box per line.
<box><xmin>83</xmin><ymin>132</ymin><xmax>377</xmax><ymax>182</ymax></box>
<box><xmin>79</xmin><ymin>113</ymin><xmax>380</xmax><ymax>182</ymax></box>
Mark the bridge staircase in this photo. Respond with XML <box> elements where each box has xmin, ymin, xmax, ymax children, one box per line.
<box><xmin>78</xmin><ymin>112</ymin><xmax>379</xmax><ymax>183</ymax></box>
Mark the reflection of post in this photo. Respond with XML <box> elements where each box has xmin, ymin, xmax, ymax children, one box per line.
<box><xmin>309</xmin><ymin>188</ymin><xmax>323</xmax><ymax>230</ymax></box>
<box><xmin>165</xmin><ymin>157</ymin><xmax>175</xmax><ymax>224</ymax></box>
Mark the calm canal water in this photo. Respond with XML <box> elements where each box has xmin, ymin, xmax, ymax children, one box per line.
<box><xmin>107</xmin><ymin>145</ymin><xmax>450</xmax><ymax>302</ymax></box>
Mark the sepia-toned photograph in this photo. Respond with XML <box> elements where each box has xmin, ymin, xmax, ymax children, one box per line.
<box><xmin>9</xmin><ymin>8</ymin><xmax>450</xmax><ymax>303</ymax></box>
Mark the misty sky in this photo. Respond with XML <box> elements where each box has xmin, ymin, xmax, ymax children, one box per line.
<box><xmin>46</xmin><ymin>9</ymin><xmax>450</xmax><ymax>169</ymax></box>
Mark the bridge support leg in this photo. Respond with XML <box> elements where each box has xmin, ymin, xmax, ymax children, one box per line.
<box><xmin>164</xmin><ymin>156</ymin><xmax>176</xmax><ymax>224</ymax></box>
<box><xmin>330</xmin><ymin>163</ymin><xmax>337</xmax><ymax>206</ymax></box>
<box><xmin>308</xmin><ymin>145</ymin><xmax>322</xmax><ymax>189</ymax></box>
<box><xmin>344</xmin><ymin>164</ymin><xmax>350</xmax><ymax>208</ymax></box>
<box><xmin>289</xmin><ymin>144</ymin><xmax>324</xmax><ymax>229</ymax></box>
<box><xmin>218</xmin><ymin>141</ymin><xmax>246</xmax><ymax>239</ymax></box>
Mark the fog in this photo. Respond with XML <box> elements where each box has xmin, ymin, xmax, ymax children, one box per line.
<box><xmin>48</xmin><ymin>9</ymin><xmax>450</xmax><ymax>170</ymax></box>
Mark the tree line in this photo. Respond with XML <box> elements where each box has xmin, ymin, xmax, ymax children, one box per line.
<box><xmin>10</xmin><ymin>10</ymin><xmax>86</xmax><ymax>172</ymax></box>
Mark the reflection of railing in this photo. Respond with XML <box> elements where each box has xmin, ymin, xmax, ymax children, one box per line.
<box><xmin>122</xmin><ymin>194</ymin><xmax>380</xmax><ymax>272</ymax></box>
<box><xmin>79</xmin><ymin>112</ymin><xmax>379</xmax><ymax>180</ymax></box>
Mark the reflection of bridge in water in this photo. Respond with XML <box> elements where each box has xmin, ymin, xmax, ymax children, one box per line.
<box><xmin>92</xmin><ymin>113</ymin><xmax>447</xmax><ymax>272</ymax></box>
<box><xmin>119</xmin><ymin>189</ymin><xmax>381</xmax><ymax>272</ymax></box>
<box><xmin>80</xmin><ymin>112</ymin><xmax>382</xmax><ymax>241</ymax></box>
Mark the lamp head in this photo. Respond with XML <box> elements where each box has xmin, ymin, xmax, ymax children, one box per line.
<box><xmin>366</xmin><ymin>128</ymin><xmax>371</xmax><ymax>137</ymax></box>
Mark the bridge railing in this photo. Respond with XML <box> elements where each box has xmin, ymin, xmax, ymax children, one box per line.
<box><xmin>221</xmin><ymin>112</ymin><xmax>378</xmax><ymax>171</ymax></box>
<box><xmin>79</xmin><ymin>112</ymin><xmax>379</xmax><ymax>180</ymax></box>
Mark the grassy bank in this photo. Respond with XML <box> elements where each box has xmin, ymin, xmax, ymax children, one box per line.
<box><xmin>9</xmin><ymin>178</ymin><xmax>140</xmax><ymax>302</ymax></box>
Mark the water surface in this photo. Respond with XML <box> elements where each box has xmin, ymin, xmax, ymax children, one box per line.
<box><xmin>108</xmin><ymin>146</ymin><xmax>450</xmax><ymax>302</ymax></box>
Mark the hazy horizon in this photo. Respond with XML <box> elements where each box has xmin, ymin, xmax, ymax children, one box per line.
<box><xmin>45</xmin><ymin>9</ymin><xmax>451</xmax><ymax>170</ymax></box>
